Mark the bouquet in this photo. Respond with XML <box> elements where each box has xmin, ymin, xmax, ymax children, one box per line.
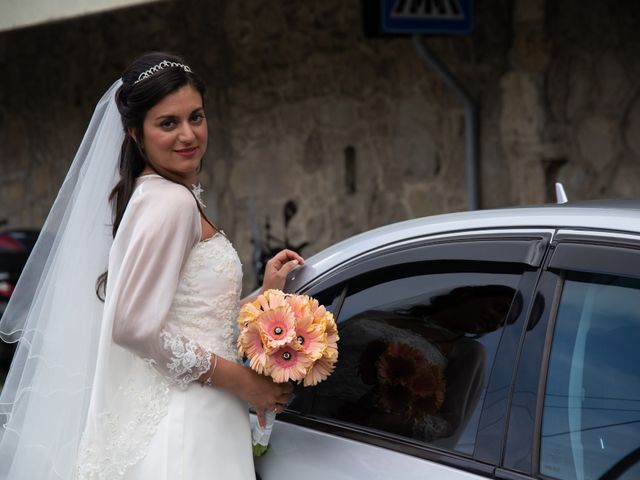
<box><xmin>374</xmin><ymin>341</ymin><xmax>446</xmax><ymax>419</ymax></box>
<box><xmin>237</xmin><ymin>289</ymin><xmax>339</xmax><ymax>455</ymax></box>
<box><xmin>355</xmin><ymin>338</ymin><xmax>447</xmax><ymax>438</ymax></box>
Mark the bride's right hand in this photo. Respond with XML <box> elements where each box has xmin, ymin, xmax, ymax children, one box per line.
<box><xmin>240</xmin><ymin>368</ymin><xmax>293</xmax><ymax>428</ymax></box>
<box><xmin>200</xmin><ymin>354</ymin><xmax>293</xmax><ymax>428</ymax></box>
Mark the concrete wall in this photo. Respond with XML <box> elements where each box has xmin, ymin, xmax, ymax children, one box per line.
<box><xmin>0</xmin><ymin>0</ymin><xmax>164</xmax><ymax>32</ymax></box>
<box><xmin>1</xmin><ymin>0</ymin><xmax>639</xmax><ymax>291</ymax></box>
<box><xmin>544</xmin><ymin>0</ymin><xmax>640</xmax><ymax>200</ymax></box>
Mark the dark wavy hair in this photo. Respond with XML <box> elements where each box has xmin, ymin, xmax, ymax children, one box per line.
<box><xmin>96</xmin><ymin>52</ymin><xmax>208</xmax><ymax>299</ymax></box>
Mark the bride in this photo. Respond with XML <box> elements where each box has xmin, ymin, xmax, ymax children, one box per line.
<box><xmin>0</xmin><ymin>52</ymin><xmax>301</xmax><ymax>479</ymax></box>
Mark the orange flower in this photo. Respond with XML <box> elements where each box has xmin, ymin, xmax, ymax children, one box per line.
<box><xmin>324</xmin><ymin>325</ymin><xmax>339</xmax><ymax>361</ymax></box>
<box><xmin>286</xmin><ymin>294</ymin><xmax>311</xmax><ymax>320</ymax></box>
<box><xmin>237</xmin><ymin>301</ymin><xmax>263</xmax><ymax>328</ymax></box>
<box><xmin>293</xmin><ymin>310</ymin><xmax>326</xmax><ymax>362</ymax></box>
<box><xmin>303</xmin><ymin>349</ymin><xmax>338</xmax><ymax>386</ymax></box>
<box><xmin>257</xmin><ymin>306</ymin><xmax>296</xmax><ymax>351</ymax></box>
<box><xmin>237</xmin><ymin>321</ymin><xmax>269</xmax><ymax>375</ymax></box>
<box><xmin>267</xmin><ymin>345</ymin><xmax>312</xmax><ymax>383</ymax></box>
<box><xmin>237</xmin><ymin>290</ymin><xmax>285</xmax><ymax>328</ymax></box>
<box><xmin>258</xmin><ymin>289</ymin><xmax>287</xmax><ymax>310</ymax></box>
<box><xmin>321</xmin><ymin>311</ymin><xmax>339</xmax><ymax>340</ymax></box>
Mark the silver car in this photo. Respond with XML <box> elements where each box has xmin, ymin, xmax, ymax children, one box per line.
<box><xmin>254</xmin><ymin>201</ymin><xmax>640</xmax><ymax>480</ymax></box>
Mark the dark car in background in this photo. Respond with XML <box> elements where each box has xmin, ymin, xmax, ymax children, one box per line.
<box><xmin>0</xmin><ymin>229</ymin><xmax>38</xmax><ymax>311</ymax></box>
<box><xmin>255</xmin><ymin>201</ymin><xmax>640</xmax><ymax>480</ymax></box>
<box><xmin>0</xmin><ymin>228</ymin><xmax>38</xmax><ymax>384</ymax></box>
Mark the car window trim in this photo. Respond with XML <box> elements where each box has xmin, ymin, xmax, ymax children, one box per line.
<box><xmin>531</xmin><ymin>271</ymin><xmax>566</xmax><ymax>477</ymax></box>
<box><xmin>548</xmin><ymin>241</ymin><xmax>640</xmax><ymax>280</ymax></box>
<box><xmin>554</xmin><ymin>229</ymin><xmax>640</xmax><ymax>248</ymax></box>
<box><xmin>474</xmin><ymin>269</ymin><xmax>545</xmax><ymax>467</ymax></box>
<box><xmin>494</xmin><ymin>468</ymin><xmax>537</xmax><ymax>480</ymax></box>
<box><xmin>501</xmin><ymin>269</ymin><xmax>562</xmax><ymax>474</ymax></box>
<box><xmin>300</xmin><ymin>232</ymin><xmax>552</xmax><ymax>294</ymax></box>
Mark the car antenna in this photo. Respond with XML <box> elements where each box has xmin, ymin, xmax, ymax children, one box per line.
<box><xmin>555</xmin><ymin>182</ymin><xmax>568</xmax><ymax>204</ymax></box>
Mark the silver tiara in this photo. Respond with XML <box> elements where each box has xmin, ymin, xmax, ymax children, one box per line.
<box><xmin>133</xmin><ymin>60</ymin><xmax>193</xmax><ymax>84</ymax></box>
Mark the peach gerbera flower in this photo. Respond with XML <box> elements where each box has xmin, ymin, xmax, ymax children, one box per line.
<box><xmin>319</xmin><ymin>310</ymin><xmax>338</xmax><ymax>336</ymax></box>
<box><xmin>323</xmin><ymin>319</ymin><xmax>339</xmax><ymax>361</ymax></box>
<box><xmin>302</xmin><ymin>350</ymin><xmax>337</xmax><ymax>386</ymax></box>
<box><xmin>237</xmin><ymin>321</ymin><xmax>269</xmax><ymax>375</ymax></box>
<box><xmin>257</xmin><ymin>305</ymin><xmax>296</xmax><ymax>351</ymax></box>
<box><xmin>310</xmin><ymin>299</ymin><xmax>328</xmax><ymax>320</ymax></box>
<box><xmin>294</xmin><ymin>310</ymin><xmax>326</xmax><ymax>362</ymax></box>
<box><xmin>286</xmin><ymin>294</ymin><xmax>311</xmax><ymax>320</ymax></box>
<box><xmin>327</xmin><ymin>312</ymin><xmax>338</xmax><ymax>331</ymax></box>
<box><xmin>258</xmin><ymin>289</ymin><xmax>287</xmax><ymax>310</ymax></box>
<box><xmin>267</xmin><ymin>345</ymin><xmax>312</xmax><ymax>383</ymax></box>
<box><xmin>237</xmin><ymin>301</ymin><xmax>262</xmax><ymax>328</ymax></box>
<box><xmin>238</xmin><ymin>290</ymin><xmax>289</xmax><ymax>329</ymax></box>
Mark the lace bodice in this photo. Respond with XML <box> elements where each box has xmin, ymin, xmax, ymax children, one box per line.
<box><xmin>165</xmin><ymin>233</ymin><xmax>243</xmax><ymax>363</ymax></box>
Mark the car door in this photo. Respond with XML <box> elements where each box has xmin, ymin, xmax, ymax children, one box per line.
<box><xmin>256</xmin><ymin>230</ymin><xmax>552</xmax><ymax>479</ymax></box>
<box><xmin>499</xmin><ymin>230</ymin><xmax>640</xmax><ymax>480</ymax></box>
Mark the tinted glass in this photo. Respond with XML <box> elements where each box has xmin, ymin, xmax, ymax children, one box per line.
<box><xmin>541</xmin><ymin>273</ymin><xmax>640</xmax><ymax>479</ymax></box>
<box><xmin>309</xmin><ymin>261</ymin><xmax>523</xmax><ymax>455</ymax></box>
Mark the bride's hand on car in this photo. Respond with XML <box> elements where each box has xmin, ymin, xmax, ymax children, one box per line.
<box><xmin>261</xmin><ymin>249</ymin><xmax>304</xmax><ymax>292</ymax></box>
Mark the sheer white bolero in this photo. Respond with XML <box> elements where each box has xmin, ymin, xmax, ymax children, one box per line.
<box><xmin>77</xmin><ymin>175</ymin><xmax>243</xmax><ymax>479</ymax></box>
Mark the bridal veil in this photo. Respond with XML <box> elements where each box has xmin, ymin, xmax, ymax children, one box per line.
<box><xmin>0</xmin><ymin>80</ymin><xmax>122</xmax><ymax>479</ymax></box>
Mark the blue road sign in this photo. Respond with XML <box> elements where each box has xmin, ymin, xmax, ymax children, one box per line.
<box><xmin>381</xmin><ymin>0</ymin><xmax>474</xmax><ymax>35</ymax></box>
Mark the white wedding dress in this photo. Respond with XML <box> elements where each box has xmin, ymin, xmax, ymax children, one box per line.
<box><xmin>76</xmin><ymin>174</ymin><xmax>255</xmax><ymax>480</ymax></box>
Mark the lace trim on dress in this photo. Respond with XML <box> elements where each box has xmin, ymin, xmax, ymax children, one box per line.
<box><xmin>76</xmin><ymin>362</ymin><xmax>171</xmax><ymax>480</ymax></box>
<box><xmin>191</xmin><ymin>183</ymin><xmax>206</xmax><ymax>208</ymax></box>
<box><xmin>160</xmin><ymin>330</ymin><xmax>212</xmax><ymax>389</ymax></box>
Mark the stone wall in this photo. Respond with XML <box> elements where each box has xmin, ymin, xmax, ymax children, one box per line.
<box><xmin>544</xmin><ymin>0</ymin><xmax>640</xmax><ymax>200</ymax></box>
<box><xmin>220</xmin><ymin>0</ymin><xmax>511</xmax><ymax>291</ymax></box>
<box><xmin>0</xmin><ymin>0</ymin><xmax>639</xmax><ymax>291</ymax></box>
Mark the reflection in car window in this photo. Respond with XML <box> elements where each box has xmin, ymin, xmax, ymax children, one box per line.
<box><xmin>541</xmin><ymin>273</ymin><xmax>640</xmax><ymax>480</ymax></box>
<box><xmin>309</xmin><ymin>261</ymin><xmax>523</xmax><ymax>455</ymax></box>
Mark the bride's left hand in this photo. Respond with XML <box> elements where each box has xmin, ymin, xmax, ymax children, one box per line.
<box><xmin>262</xmin><ymin>249</ymin><xmax>304</xmax><ymax>292</ymax></box>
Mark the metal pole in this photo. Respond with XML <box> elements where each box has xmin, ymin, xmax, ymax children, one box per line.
<box><xmin>412</xmin><ymin>35</ymin><xmax>480</xmax><ymax>210</ymax></box>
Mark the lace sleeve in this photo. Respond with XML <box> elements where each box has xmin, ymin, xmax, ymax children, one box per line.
<box><xmin>159</xmin><ymin>327</ymin><xmax>211</xmax><ymax>389</ymax></box>
<box><xmin>106</xmin><ymin>177</ymin><xmax>211</xmax><ymax>388</ymax></box>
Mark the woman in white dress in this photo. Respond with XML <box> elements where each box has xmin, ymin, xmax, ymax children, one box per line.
<box><xmin>0</xmin><ymin>52</ymin><xmax>299</xmax><ymax>479</ymax></box>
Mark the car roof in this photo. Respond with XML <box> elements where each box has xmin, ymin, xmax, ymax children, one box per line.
<box><xmin>289</xmin><ymin>200</ymin><xmax>640</xmax><ymax>290</ymax></box>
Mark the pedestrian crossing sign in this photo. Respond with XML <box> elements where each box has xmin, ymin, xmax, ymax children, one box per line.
<box><xmin>380</xmin><ymin>0</ymin><xmax>473</xmax><ymax>35</ymax></box>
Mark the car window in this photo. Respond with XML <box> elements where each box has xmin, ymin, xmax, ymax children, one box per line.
<box><xmin>306</xmin><ymin>260</ymin><xmax>525</xmax><ymax>456</ymax></box>
<box><xmin>541</xmin><ymin>272</ymin><xmax>640</xmax><ymax>480</ymax></box>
